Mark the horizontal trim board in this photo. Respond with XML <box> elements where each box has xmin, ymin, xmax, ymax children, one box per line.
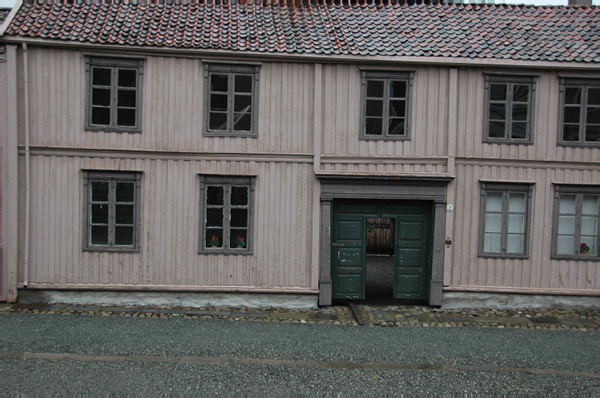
<box><xmin>445</xmin><ymin>285</ymin><xmax>600</xmax><ymax>297</ymax></box>
<box><xmin>320</xmin><ymin>155</ymin><xmax>447</xmax><ymax>165</ymax></box>
<box><xmin>19</xmin><ymin>283</ymin><xmax>318</xmax><ymax>295</ymax></box>
<box><xmin>456</xmin><ymin>157</ymin><xmax>600</xmax><ymax>170</ymax></box>
<box><xmin>22</xmin><ymin>147</ymin><xmax>313</xmax><ymax>164</ymax></box>
<box><xmin>3</xmin><ymin>38</ymin><xmax>600</xmax><ymax>70</ymax></box>
<box><xmin>316</xmin><ymin>171</ymin><xmax>454</xmax><ymax>180</ymax></box>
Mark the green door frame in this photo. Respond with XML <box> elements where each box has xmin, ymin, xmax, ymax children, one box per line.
<box><xmin>317</xmin><ymin>176</ymin><xmax>451</xmax><ymax>307</ymax></box>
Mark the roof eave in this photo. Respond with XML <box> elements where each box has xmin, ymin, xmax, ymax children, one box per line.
<box><xmin>1</xmin><ymin>36</ymin><xmax>599</xmax><ymax>70</ymax></box>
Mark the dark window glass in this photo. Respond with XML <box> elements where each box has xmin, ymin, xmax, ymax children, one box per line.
<box><xmin>366</xmin><ymin>80</ymin><xmax>384</xmax><ymax>98</ymax></box>
<box><xmin>488</xmin><ymin>121</ymin><xmax>505</xmax><ymax>138</ymax></box>
<box><xmin>233</xmin><ymin>113</ymin><xmax>251</xmax><ymax>131</ymax></box>
<box><xmin>207</xmin><ymin>186</ymin><xmax>224</xmax><ymax>205</ymax></box>
<box><xmin>512</xmin><ymin>104</ymin><xmax>528</xmax><ymax>121</ymax></box>
<box><xmin>389</xmin><ymin>100</ymin><xmax>406</xmax><ymax>117</ymax></box>
<box><xmin>118</xmin><ymin>69</ymin><xmax>137</xmax><ymax>88</ymax></box>
<box><xmin>211</xmin><ymin>94</ymin><xmax>228</xmax><ymax>112</ymax></box>
<box><xmin>231</xmin><ymin>209</ymin><xmax>248</xmax><ymax>228</ymax></box>
<box><xmin>588</xmin><ymin>88</ymin><xmax>600</xmax><ymax>105</ymax></box>
<box><xmin>117</xmin><ymin>109</ymin><xmax>136</xmax><ymax>127</ymax></box>
<box><xmin>565</xmin><ymin>87</ymin><xmax>582</xmax><ymax>104</ymax></box>
<box><xmin>489</xmin><ymin>103</ymin><xmax>506</xmax><ymax>120</ymax></box>
<box><xmin>234</xmin><ymin>95</ymin><xmax>252</xmax><ymax>113</ymax></box>
<box><xmin>365</xmin><ymin>118</ymin><xmax>383</xmax><ymax>135</ymax></box>
<box><xmin>231</xmin><ymin>186</ymin><xmax>248</xmax><ymax>205</ymax></box>
<box><xmin>118</xmin><ymin>90</ymin><xmax>136</xmax><ymax>107</ymax></box>
<box><xmin>490</xmin><ymin>84</ymin><xmax>507</xmax><ymax>101</ymax></box>
<box><xmin>210</xmin><ymin>74</ymin><xmax>228</xmax><ymax>92</ymax></box>
<box><xmin>116</xmin><ymin>182</ymin><xmax>134</xmax><ymax>202</ymax></box>
<box><xmin>564</xmin><ymin>107</ymin><xmax>581</xmax><ymax>124</ymax></box>
<box><xmin>91</xmin><ymin>182</ymin><xmax>109</xmax><ymax>201</ymax></box>
<box><xmin>586</xmin><ymin>107</ymin><xmax>600</xmax><ymax>124</ymax></box>
<box><xmin>91</xmin><ymin>204</ymin><xmax>109</xmax><ymax>224</ymax></box>
<box><xmin>92</xmin><ymin>108</ymin><xmax>110</xmax><ymax>125</ymax></box>
<box><xmin>207</xmin><ymin>208</ymin><xmax>224</xmax><ymax>227</ymax></box>
<box><xmin>91</xmin><ymin>226</ymin><xmax>109</xmax><ymax>245</ymax></box>
<box><xmin>115</xmin><ymin>226</ymin><xmax>134</xmax><ymax>246</ymax></box>
<box><xmin>93</xmin><ymin>68</ymin><xmax>111</xmax><ymax>86</ymax></box>
<box><xmin>116</xmin><ymin>205</ymin><xmax>134</xmax><ymax>224</ymax></box>
<box><xmin>92</xmin><ymin>89</ymin><xmax>111</xmax><ymax>106</ymax></box>
<box><xmin>206</xmin><ymin>229</ymin><xmax>223</xmax><ymax>248</ymax></box>
<box><xmin>513</xmin><ymin>85</ymin><xmax>529</xmax><ymax>102</ymax></box>
<box><xmin>390</xmin><ymin>80</ymin><xmax>406</xmax><ymax>98</ymax></box>
<box><xmin>235</xmin><ymin>75</ymin><xmax>252</xmax><ymax>93</ymax></box>
<box><xmin>586</xmin><ymin>125</ymin><xmax>600</xmax><ymax>142</ymax></box>
<box><xmin>366</xmin><ymin>100</ymin><xmax>383</xmax><ymax>117</ymax></box>
<box><xmin>230</xmin><ymin>230</ymin><xmax>247</xmax><ymax>248</ymax></box>
<box><xmin>563</xmin><ymin>125</ymin><xmax>580</xmax><ymax>141</ymax></box>
<box><xmin>388</xmin><ymin>118</ymin><xmax>405</xmax><ymax>135</ymax></box>
<box><xmin>511</xmin><ymin>122</ymin><xmax>527</xmax><ymax>139</ymax></box>
<box><xmin>209</xmin><ymin>113</ymin><xmax>228</xmax><ymax>130</ymax></box>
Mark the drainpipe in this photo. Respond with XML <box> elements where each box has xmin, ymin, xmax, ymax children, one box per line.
<box><xmin>22</xmin><ymin>42</ymin><xmax>31</xmax><ymax>287</ymax></box>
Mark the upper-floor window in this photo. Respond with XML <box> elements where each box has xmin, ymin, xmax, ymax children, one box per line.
<box><xmin>360</xmin><ymin>70</ymin><xmax>413</xmax><ymax>140</ymax></box>
<box><xmin>85</xmin><ymin>57</ymin><xmax>144</xmax><ymax>133</ymax></box>
<box><xmin>552</xmin><ymin>185</ymin><xmax>599</xmax><ymax>260</ymax></box>
<box><xmin>479</xmin><ymin>182</ymin><xmax>533</xmax><ymax>258</ymax></box>
<box><xmin>83</xmin><ymin>171</ymin><xmax>141</xmax><ymax>252</ymax></box>
<box><xmin>484</xmin><ymin>75</ymin><xmax>536</xmax><ymax>144</ymax></box>
<box><xmin>199</xmin><ymin>175</ymin><xmax>255</xmax><ymax>254</ymax></box>
<box><xmin>559</xmin><ymin>78</ymin><xmax>600</xmax><ymax>146</ymax></box>
<box><xmin>204</xmin><ymin>64</ymin><xmax>259</xmax><ymax>137</ymax></box>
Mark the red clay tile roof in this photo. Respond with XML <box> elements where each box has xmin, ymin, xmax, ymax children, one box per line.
<box><xmin>3</xmin><ymin>3</ymin><xmax>600</xmax><ymax>62</ymax></box>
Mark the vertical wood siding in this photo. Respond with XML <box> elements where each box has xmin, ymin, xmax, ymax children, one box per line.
<box><xmin>447</xmin><ymin>163</ymin><xmax>600</xmax><ymax>291</ymax></box>
<box><xmin>26</xmin><ymin>155</ymin><xmax>316</xmax><ymax>290</ymax></box>
<box><xmin>27</xmin><ymin>48</ymin><xmax>314</xmax><ymax>155</ymax></box>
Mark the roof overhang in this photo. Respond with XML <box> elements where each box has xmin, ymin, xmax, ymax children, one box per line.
<box><xmin>2</xmin><ymin>36</ymin><xmax>600</xmax><ymax>70</ymax></box>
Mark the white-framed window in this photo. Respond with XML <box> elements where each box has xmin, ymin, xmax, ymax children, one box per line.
<box><xmin>558</xmin><ymin>78</ymin><xmax>600</xmax><ymax>146</ymax></box>
<box><xmin>479</xmin><ymin>183</ymin><xmax>533</xmax><ymax>258</ymax></box>
<box><xmin>553</xmin><ymin>185</ymin><xmax>600</xmax><ymax>260</ymax></box>
<box><xmin>360</xmin><ymin>70</ymin><xmax>413</xmax><ymax>140</ymax></box>
<box><xmin>483</xmin><ymin>75</ymin><xmax>536</xmax><ymax>144</ymax></box>
<box><xmin>204</xmin><ymin>64</ymin><xmax>259</xmax><ymax>137</ymax></box>
<box><xmin>83</xmin><ymin>171</ymin><xmax>141</xmax><ymax>252</ymax></box>
<box><xmin>199</xmin><ymin>175</ymin><xmax>255</xmax><ymax>254</ymax></box>
<box><xmin>85</xmin><ymin>56</ymin><xmax>144</xmax><ymax>133</ymax></box>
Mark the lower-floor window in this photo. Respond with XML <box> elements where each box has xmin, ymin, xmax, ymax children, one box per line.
<box><xmin>553</xmin><ymin>185</ymin><xmax>599</xmax><ymax>259</ymax></box>
<box><xmin>479</xmin><ymin>182</ymin><xmax>532</xmax><ymax>258</ymax></box>
<box><xmin>83</xmin><ymin>171</ymin><xmax>141</xmax><ymax>252</ymax></box>
<box><xmin>199</xmin><ymin>175</ymin><xmax>255</xmax><ymax>254</ymax></box>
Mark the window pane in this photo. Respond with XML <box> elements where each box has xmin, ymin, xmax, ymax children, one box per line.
<box><xmin>389</xmin><ymin>100</ymin><xmax>406</xmax><ymax>117</ymax></box>
<box><xmin>117</xmin><ymin>109</ymin><xmax>136</xmax><ymax>127</ymax></box>
<box><xmin>231</xmin><ymin>230</ymin><xmax>247</xmax><ymax>248</ymax></box>
<box><xmin>511</xmin><ymin>122</ymin><xmax>527</xmax><ymax>139</ymax></box>
<box><xmin>558</xmin><ymin>215</ymin><xmax>576</xmax><ymax>235</ymax></box>
<box><xmin>91</xmin><ymin>182</ymin><xmax>109</xmax><ymax>201</ymax></box>
<box><xmin>506</xmin><ymin>233</ymin><xmax>524</xmax><ymax>254</ymax></box>
<box><xmin>388</xmin><ymin>118</ymin><xmax>405</xmax><ymax>136</ymax></box>
<box><xmin>585</xmin><ymin>125</ymin><xmax>600</xmax><ymax>142</ymax></box>
<box><xmin>588</xmin><ymin>88</ymin><xmax>600</xmax><ymax>105</ymax></box>
<box><xmin>231</xmin><ymin>186</ymin><xmax>248</xmax><ymax>205</ymax></box>
<box><xmin>490</xmin><ymin>84</ymin><xmax>506</xmax><ymax>101</ymax></box>
<box><xmin>116</xmin><ymin>205</ymin><xmax>134</xmax><ymax>224</ymax></box>
<box><xmin>512</xmin><ymin>104</ymin><xmax>528</xmax><ymax>121</ymax></box>
<box><xmin>508</xmin><ymin>193</ymin><xmax>526</xmax><ymax>212</ymax></box>
<box><xmin>485</xmin><ymin>213</ymin><xmax>502</xmax><ymax>233</ymax></box>
<box><xmin>485</xmin><ymin>192</ymin><xmax>503</xmax><ymax>212</ymax></box>
<box><xmin>116</xmin><ymin>182</ymin><xmax>135</xmax><ymax>202</ymax></box>
<box><xmin>484</xmin><ymin>233</ymin><xmax>501</xmax><ymax>253</ymax></box>
<box><xmin>513</xmin><ymin>85</ymin><xmax>529</xmax><ymax>103</ymax></box>
<box><xmin>118</xmin><ymin>69</ymin><xmax>137</xmax><ymax>88</ymax></box>
<box><xmin>231</xmin><ymin>209</ymin><xmax>248</xmax><ymax>228</ymax></box>
<box><xmin>234</xmin><ymin>75</ymin><xmax>252</xmax><ymax>93</ymax></box>
<box><xmin>93</xmin><ymin>67</ymin><xmax>111</xmax><ymax>86</ymax></box>
<box><xmin>563</xmin><ymin>125</ymin><xmax>580</xmax><ymax>141</ymax></box>
<box><xmin>508</xmin><ymin>214</ymin><xmax>525</xmax><ymax>234</ymax></box>
<box><xmin>207</xmin><ymin>186</ymin><xmax>223</xmax><ymax>205</ymax></box>
<box><xmin>366</xmin><ymin>80</ymin><xmax>384</xmax><ymax>98</ymax></box>
<box><xmin>488</xmin><ymin>121</ymin><xmax>505</xmax><ymax>138</ymax></box>
<box><xmin>564</xmin><ymin>106</ymin><xmax>581</xmax><ymax>124</ymax></box>
<box><xmin>557</xmin><ymin>235</ymin><xmax>574</xmax><ymax>255</ymax></box>
<box><xmin>118</xmin><ymin>90</ymin><xmax>136</xmax><ymax>107</ymax></box>
<box><xmin>581</xmin><ymin>216</ymin><xmax>598</xmax><ymax>235</ymax></box>
<box><xmin>565</xmin><ymin>87</ymin><xmax>582</xmax><ymax>104</ymax></box>
<box><xmin>92</xmin><ymin>88</ymin><xmax>111</xmax><ymax>106</ymax></box>
<box><xmin>210</xmin><ymin>74</ymin><xmax>228</xmax><ymax>92</ymax></box>
<box><xmin>234</xmin><ymin>95</ymin><xmax>252</xmax><ymax>113</ymax></box>
<box><xmin>206</xmin><ymin>208</ymin><xmax>223</xmax><ymax>227</ymax></box>
<box><xmin>582</xmin><ymin>196</ymin><xmax>599</xmax><ymax>214</ymax></box>
<box><xmin>366</xmin><ymin>100</ymin><xmax>383</xmax><ymax>117</ymax></box>
<box><xmin>559</xmin><ymin>195</ymin><xmax>576</xmax><ymax>214</ymax></box>
<box><xmin>233</xmin><ymin>113</ymin><xmax>251</xmax><ymax>131</ymax></box>
<box><xmin>489</xmin><ymin>103</ymin><xmax>506</xmax><ymax>120</ymax></box>
<box><xmin>586</xmin><ymin>107</ymin><xmax>600</xmax><ymax>124</ymax></box>
<box><xmin>389</xmin><ymin>80</ymin><xmax>406</xmax><ymax>98</ymax></box>
<box><xmin>210</xmin><ymin>94</ymin><xmax>228</xmax><ymax>112</ymax></box>
<box><xmin>91</xmin><ymin>226</ymin><xmax>109</xmax><ymax>245</ymax></box>
<box><xmin>365</xmin><ymin>118</ymin><xmax>382</xmax><ymax>135</ymax></box>
<box><xmin>581</xmin><ymin>239</ymin><xmax>597</xmax><ymax>255</ymax></box>
<box><xmin>92</xmin><ymin>107</ymin><xmax>110</xmax><ymax>125</ymax></box>
<box><xmin>206</xmin><ymin>229</ymin><xmax>223</xmax><ymax>248</ymax></box>
<box><xmin>209</xmin><ymin>112</ymin><xmax>228</xmax><ymax>130</ymax></box>
<box><xmin>91</xmin><ymin>204</ymin><xmax>108</xmax><ymax>224</ymax></box>
<box><xmin>115</xmin><ymin>226</ymin><xmax>134</xmax><ymax>246</ymax></box>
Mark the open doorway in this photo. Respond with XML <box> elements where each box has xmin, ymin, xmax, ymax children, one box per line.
<box><xmin>365</xmin><ymin>217</ymin><xmax>395</xmax><ymax>303</ymax></box>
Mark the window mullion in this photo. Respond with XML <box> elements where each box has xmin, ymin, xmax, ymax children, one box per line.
<box><xmin>228</xmin><ymin>74</ymin><xmax>234</xmax><ymax>133</ymax></box>
<box><xmin>224</xmin><ymin>185</ymin><xmax>231</xmax><ymax>249</ymax></box>
<box><xmin>581</xmin><ymin>87</ymin><xmax>588</xmax><ymax>143</ymax></box>
<box><xmin>382</xmin><ymin>79</ymin><xmax>390</xmax><ymax>136</ymax></box>
<box><xmin>506</xmin><ymin>84</ymin><xmax>513</xmax><ymax>141</ymax></box>
<box><xmin>111</xmin><ymin>68</ymin><xmax>118</xmax><ymax>128</ymax></box>
<box><xmin>575</xmin><ymin>194</ymin><xmax>583</xmax><ymax>255</ymax></box>
<box><xmin>501</xmin><ymin>191</ymin><xmax>509</xmax><ymax>254</ymax></box>
<box><xmin>108</xmin><ymin>180</ymin><xmax>116</xmax><ymax>247</ymax></box>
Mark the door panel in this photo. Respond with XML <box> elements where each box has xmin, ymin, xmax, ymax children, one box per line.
<box><xmin>332</xmin><ymin>215</ymin><xmax>366</xmax><ymax>300</ymax></box>
<box><xmin>394</xmin><ymin>214</ymin><xmax>430</xmax><ymax>300</ymax></box>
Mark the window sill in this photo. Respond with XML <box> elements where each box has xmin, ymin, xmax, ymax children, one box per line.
<box><xmin>479</xmin><ymin>253</ymin><xmax>529</xmax><ymax>259</ymax></box>
<box><xmin>204</xmin><ymin>132</ymin><xmax>258</xmax><ymax>138</ymax></box>
<box><xmin>557</xmin><ymin>142</ymin><xmax>600</xmax><ymax>148</ymax></box>
<box><xmin>83</xmin><ymin>247</ymin><xmax>140</xmax><ymax>253</ymax></box>
<box><xmin>86</xmin><ymin>126</ymin><xmax>142</xmax><ymax>134</ymax></box>
<box><xmin>552</xmin><ymin>255</ymin><xmax>600</xmax><ymax>261</ymax></box>
<box><xmin>359</xmin><ymin>136</ymin><xmax>410</xmax><ymax>142</ymax></box>
<box><xmin>199</xmin><ymin>249</ymin><xmax>254</xmax><ymax>255</ymax></box>
<box><xmin>483</xmin><ymin>139</ymin><xmax>533</xmax><ymax>146</ymax></box>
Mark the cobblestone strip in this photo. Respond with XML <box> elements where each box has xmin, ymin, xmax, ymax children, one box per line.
<box><xmin>1</xmin><ymin>303</ymin><xmax>599</xmax><ymax>330</ymax></box>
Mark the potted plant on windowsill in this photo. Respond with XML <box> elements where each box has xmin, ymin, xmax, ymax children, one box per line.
<box><xmin>235</xmin><ymin>236</ymin><xmax>246</xmax><ymax>249</ymax></box>
<box><xmin>580</xmin><ymin>243</ymin><xmax>590</xmax><ymax>255</ymax></box>
<box><xmin>209</xmin><ymin>235</ymin><xmax>220</xmax><ymax>248</ymax></box>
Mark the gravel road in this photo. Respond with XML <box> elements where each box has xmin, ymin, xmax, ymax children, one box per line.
<box><xmin>1</xmin><ymin>313</ymin><xmax>598</xmax><ymax>394</ymax></box>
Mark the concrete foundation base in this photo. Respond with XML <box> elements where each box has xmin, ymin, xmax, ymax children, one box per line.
<box><xmin>442</xmin><ymin>291</ymin><xmax>600</xmax><ymax>310</ymax></box>
<box><xmin>17</xmin><ymin>289</ymin><xmax>318</xmax><ymax>310</ymax></box>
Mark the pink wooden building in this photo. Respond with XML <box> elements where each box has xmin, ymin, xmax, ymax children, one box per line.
<box><xmin>1</xmin><ymin>0</ymin><xmax>599</xmax><ymax>308</ymax></box>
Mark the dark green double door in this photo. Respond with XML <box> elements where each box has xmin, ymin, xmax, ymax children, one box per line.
<box><xmin>332</xmin><ymin>200</ymin><xmax>432</xmax><ymax>301</ymax></box>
